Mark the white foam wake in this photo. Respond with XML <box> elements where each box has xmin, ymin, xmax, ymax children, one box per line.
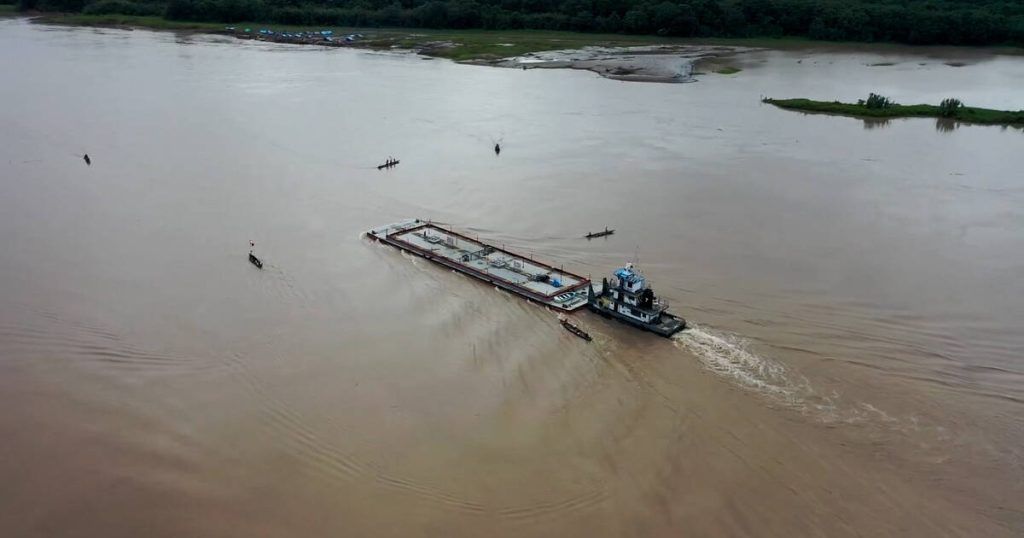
<box><xmin>399</xmin><ymin>250</ymin><xmax>423</xmax><ymax>267</ymax></box>
<box><xmin>674</xmin><ymin>325</ymin><xmax>796</xmax><ymax>399</ymax></box>
<box><xmin>674</xmin><ymin>326</ymin><xmax>925</xmax><ymax>431</ymax></box>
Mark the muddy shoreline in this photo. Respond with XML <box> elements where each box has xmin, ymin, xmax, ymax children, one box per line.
<box><xmin>472</xmin><ymin>45</ymin><xmax>752</xmax><ymax>83</ymax></box>
<box><xmin>22</xmin><ymin>14</ymin><xmax>751</xmax><ymax>83</ymax></box>
<box><xmin>222</xmin><ymin>27</ymin><xmax>752</xmax><ymax>83</ymax></box>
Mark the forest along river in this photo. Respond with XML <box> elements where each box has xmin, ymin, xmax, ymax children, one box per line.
<box><xmin>1</xmin><ymin>17</ymin><xmax>1022</xmax><ymax>537</ymax></box>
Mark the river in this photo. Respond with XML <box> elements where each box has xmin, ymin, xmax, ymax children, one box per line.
<box><xmin>1</xmin><ymin>18</ymin><xmax>1022</xmax><ymax>537</ymax></box>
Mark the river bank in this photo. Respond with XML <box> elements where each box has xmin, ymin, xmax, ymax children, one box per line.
<box><xmin>19</xmin><ymin>12</ymin><xmax>1024</xmax><ymax>84</ymax></box>
<box><xmin>27</xmin><ymin>13</ymin><xmax>712</xmax><ymax>57</ymax></box>
<box><xmin>29</xmin><ymin>13</ymin><xmax>758</xmax><ymax>81</ymax></box>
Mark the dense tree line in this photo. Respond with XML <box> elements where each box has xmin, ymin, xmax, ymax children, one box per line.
<box><xmin>18</xmin><ymin>0</ymin><xmax>1024</xmax><ymax>46</ymax></box>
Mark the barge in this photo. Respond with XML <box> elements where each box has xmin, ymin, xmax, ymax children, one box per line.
<box><xmin>368</xmin><ymin>219</ymin><xmax>592</xmax><ymax>311</ymax></box>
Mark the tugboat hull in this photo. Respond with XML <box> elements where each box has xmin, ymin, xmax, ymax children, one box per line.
<box><xmin>588</xmin><ymin>303</ymin><xmax>685</xmax><ymax>337</ymax></box>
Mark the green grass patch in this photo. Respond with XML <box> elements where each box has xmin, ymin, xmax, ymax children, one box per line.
<box><xmin>38</xmin><ymin>14</ymin><xmax>1015</xmax><ymax>63</ymax></box>
<box><xmin>714</xmin><ymin>66</ymin><xmax>741</xmax><ymax>74</ymax></box>
<box><xmin>31</xmin><ymin>13</ymin><xmax>864</xmax><ymax>62</ymax></box>
<box><xmin>402</xmin><ymin>29</ymin><xmax>679</xmax><ymax>61</ymax></box>
<box><xmin>763</xmin><ymin>97</ymin><xmax>1024</xmax><ymax>126</ymax></box>
<box><xmin>30</xmin><ymin>16</ymin><xmax>701</xmax><ymax>60</ymax></box>
<box><xmin>36</xmin><ymin>13</ymin><xmax>227</xmax><ymax>29</ymax></box>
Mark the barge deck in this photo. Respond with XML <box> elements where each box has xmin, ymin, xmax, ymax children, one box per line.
<box><xmin>368</xmin><ymin>219</ymin><xmax>591</xmax><ymax>311</ymax></box>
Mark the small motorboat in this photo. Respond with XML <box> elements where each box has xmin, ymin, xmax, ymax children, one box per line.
<box><xmin>585</xmin><ymin>227</ymin><xmax>615</xmax><ymax>239</ymax></box>
<box><xmin>249</xmin><ymin>252</ymin><xmax>263</xmax><ymax>269</ymax></box>
<box><xmin>559</xmin><ymin>315</ymin><xmax>591</xmax><ymax>342</ymax></box>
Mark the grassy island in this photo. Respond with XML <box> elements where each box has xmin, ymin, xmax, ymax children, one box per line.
<box><xmin>764</xmin><ymin>95</ymin><xmax>1024</xmax><ymax>126</ymax></box>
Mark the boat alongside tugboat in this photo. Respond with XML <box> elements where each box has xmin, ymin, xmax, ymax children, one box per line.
<box><xmin>558</xmin><ymin>315</ymin><xmax>593</xmax><ymax>341</ymax></box>
<box><xmin>368</xmin><ymin>219</ymin><xmax>687</xmax><ymax>338</ymax></box>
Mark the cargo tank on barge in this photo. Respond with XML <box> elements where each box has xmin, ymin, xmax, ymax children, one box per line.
<box><xmin>587</xmin><ymin>263</ymin><xmax>685</xmax><ymax>337</ymax></box>
<box><xmin>367</xmin><ymin>219</ymin><xmax>592</xmax><ymax>311</ymax></box>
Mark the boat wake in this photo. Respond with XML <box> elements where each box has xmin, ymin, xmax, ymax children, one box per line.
<box><xmin>673</xmin><ymin>325</ymin><xmax>810</xmax><ymax>405</ymax></box>
<box><xmin>673</xmin><ymin>326</ymin><xmax>932</xmax><ymax>432</ymax></box>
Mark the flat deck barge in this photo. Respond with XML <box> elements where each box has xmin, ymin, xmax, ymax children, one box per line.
<box><xmin>368</xmin><ymin>219</ymin><xmax>591</xmax><ymax>311</ymax></box>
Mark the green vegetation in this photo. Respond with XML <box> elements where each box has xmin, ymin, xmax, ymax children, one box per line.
<box><xmin>860</xmin><ymin>92</ymin><xmax>892</xmax><ymax>109</ymax></box>
<box><xmin>764</xmin><ymin>95</ymin><xmax>1024</xmax><ymax>126</ymax></box>
<box><xmin>939</xmin><ymin>97</ymin><xmax>962</xmax><ymax>117</ymax></box>
<box><xmin>32</xmin><ymin>14</ymin><xmax>696</xmax><ymax>59</ymax></box>
<box><xmin>17</xmin><ymin>0</ymin><xmax>1024</xmax><ymax>48</ymax></box>
<box><xmin>381</xmin><ymin>27</ymin><xmax>677</xmax><ymax>60</ymax></box>
<box><xmin>714</xmin><ymin>66</ymin><xmax>741</xmax><ymax>74</ymax></box>
<box><xmin>37</xmin><ymin>13</ymin><xmax>220</xmax><ymax>27</ymax></box>
<box><xmin>0</xmin><ymin>4</ymin><xmax>18</xmax><ymax>14</ymax></box>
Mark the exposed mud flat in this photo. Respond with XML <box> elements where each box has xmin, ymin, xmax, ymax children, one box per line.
<box><xmin>481</xmin><ymin>44</ymin><xmax>753</xmax><ymax>82</ymax></box>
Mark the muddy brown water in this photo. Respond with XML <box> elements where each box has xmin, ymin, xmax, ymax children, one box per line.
<box><xmin>2</xmin><ymin>18</ymin><xmax>1023</xmax><ymax>537</ymax></box>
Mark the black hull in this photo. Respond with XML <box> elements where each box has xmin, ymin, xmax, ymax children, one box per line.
<box><xmin>249</xmin><ymin>253</ymin><xmax>263</xmax><ymax>269</ymax></box>
<box><xmin>588</xmin><ymin>304</ymin><xmax>685</xmax><ymax>337</ymax></box>
<box><xmin>560</xmin><ymin>320</ymin><xmax>592</xmax><ymax>341</ymax></box>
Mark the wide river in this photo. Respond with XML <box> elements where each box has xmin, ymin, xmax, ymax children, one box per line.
<box><xmin>1</xmin><ymin>18</ymin><xmax>1022</xmax><ymax>537</ymax></box>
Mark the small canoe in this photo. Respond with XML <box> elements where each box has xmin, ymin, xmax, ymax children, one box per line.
<box><xmin>585</xmin><ymin>228</ymin><xmax>614</xmax><ymax>239</ymax></box>
<box><xmin>560</xmin><ymin>317</ymin><xmax>592</xmax><ymax>342</ymax></box>
<box><xmin>249</xmin><ymin>252</ymin><xmax>263</xmax><ymax>269</ymax></box>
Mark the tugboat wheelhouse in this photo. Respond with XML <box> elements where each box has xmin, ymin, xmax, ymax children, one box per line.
<box><xmin>588</xmin><ymin>263</ymin><xmax>686</xmax><ymax>337</ymax></box>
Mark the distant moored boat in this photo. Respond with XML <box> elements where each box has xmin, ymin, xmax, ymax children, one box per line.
<box><xmin>585</xmin><ymin>227</ymin><xmax>614</xmax><ymax>239</ymax></box>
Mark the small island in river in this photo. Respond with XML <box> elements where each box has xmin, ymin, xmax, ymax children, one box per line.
<box><xmin>763</xmin><ymin>95</ymin><xmax>1024</xmax><ymax>127</ymax></box>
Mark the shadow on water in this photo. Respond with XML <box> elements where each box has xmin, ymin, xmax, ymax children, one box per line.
<box><xmin>933</xmin><ymin>118</ymin><xmax>1022</xmax><ymax>133</ymax></box>
<box><xmin>862</xmin><ymin>117</ymin><xmax>891</xmax><ymax>130</ymax></box>
<box><xmin>935</xmin><ymin>118</ymin><xmax>959</xmax><ymax>133</ymax></box>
